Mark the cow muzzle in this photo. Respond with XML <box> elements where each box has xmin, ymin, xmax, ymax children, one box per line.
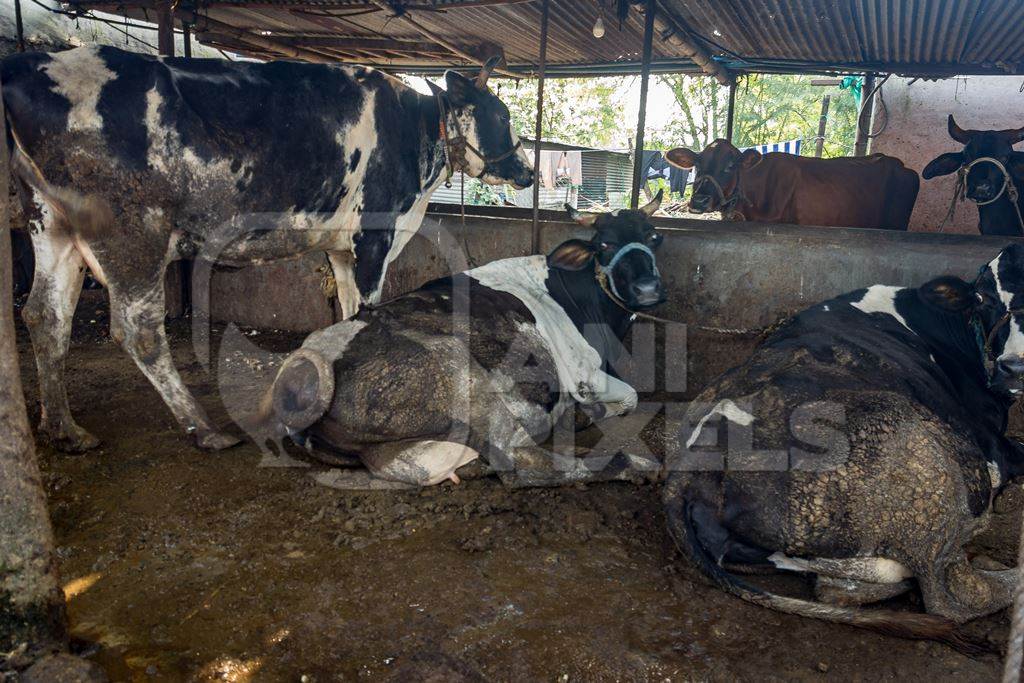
<box><xmin>993</xmin><ymin>356</ymin><xmax>1024</xmax><ymax>395</ymax></box>
<box><xmin>629</xmin><ymin>275</ymin><xmax>665</xmax><ymax>308</ymax></box>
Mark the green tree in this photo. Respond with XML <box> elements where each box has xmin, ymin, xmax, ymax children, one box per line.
<box><xmin>651</xmin><ymin>73</ymin><xmax>860</xmax><ymax>158</ymax></box>
<box><xmin>490</xmin><ymin>76</ymin><xmax>631</xmax><ymax>148</ymax></box>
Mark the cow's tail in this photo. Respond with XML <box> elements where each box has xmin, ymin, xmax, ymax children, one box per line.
<box><xmin>664</xmin><ymin>495</ymin><xmax>990</xmax><ymax>655</ymax></box>
<box><xmin>2</xmin><ymin>89</ymin><xmax>111</xmax><ymax>240</ymax></box>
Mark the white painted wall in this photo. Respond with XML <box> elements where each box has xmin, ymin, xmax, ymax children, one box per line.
<box><xmin>870</xmin><ymin>75</ymin><xmax>1024</xmax><ymax>234</ymax></box>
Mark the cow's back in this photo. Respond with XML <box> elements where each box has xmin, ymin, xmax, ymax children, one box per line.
<box><xmin>746</xmin><ymin>152</ymin><xmax>918</xmax><ymax>229</ymax></box>
<box><xmin>3</xmin><ymin>47</ymin><xmax>389</xmax><ymax>214</ymax></box>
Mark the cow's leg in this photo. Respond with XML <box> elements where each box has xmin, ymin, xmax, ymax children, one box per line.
<box><xmin>327</xmin><ymin>251</ymin><xmax>361</xmax><ymax>321</ymax></box>
<box><xmin>21</xmin><ymin>229</ymin><xmax>95</xmax><ymax>452</ymax></box>
<box><xmin>109</xmin><ymin>279</ymin><xmax>240</xmax><ymax>450</ymax></box>
<box><xmin>917</xmin><ymin>553</ymin><xmax>1019</xmax><ymax>623</ymax></box>
<box><xmin>494</xmin><ymin>446</ymin><xmax>659</xmax><ymax>489</ymax></box>
<box><xmin>313</xmin><ymin>440</ymin><xmax>480</xmax><ymax>490</ymax></box>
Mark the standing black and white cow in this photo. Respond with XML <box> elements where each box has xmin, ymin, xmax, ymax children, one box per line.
<box><xmin>664</xmin><ymin>243</ymin><xmax>1024</xmax><ymax>649</ymax></box>
<box><xmin>2</xmin><ymin>46</ymin><xmax>533</xmax><ymax>452</ymax></box>
<box><xmin>259</xmin><ymin>194</ymin><xmax>666</xmax><ymax>489</ymax></box>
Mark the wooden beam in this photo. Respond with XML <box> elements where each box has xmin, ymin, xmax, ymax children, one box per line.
<box><xmin>182</xmin><ymin>11</ymin><xmax>336</xmax><ymax>62</ymax></box>
<box><xmin>183</xmin><ymin>23</ymin><xmax>192</xmax><ymax>58</ymax></box>
<box><xmin>725</xmin><ymin>81</ymin><xmax>737</xmax><ymax>142</ymax></box>
<box><xmin>630</xmin><ymin>0</ymin><xmax>656</xmax><ymax>209</ymax></box>
<box><xmin>367</xmin><ymin>0</ymin><xmax>520</xmax><ymax>77</ymax></box>
<box><xmin>156</xmin><ymin>0</ymin><xmax>175</xmax><ymax>56</ymax></box>
<box><xmin>0</xmin><ymin>70</ymin><xmax>72</xmax><ymax>671</ymax></box>
<box><xmin>530</xmin><ymin>0</ymin><xmax>549</xmax><ymax>253</ymax></box>
<box><xmin>13</xmin><ymin>0</ymin><xmax>24</xmax><ymax>52</ymax></box>
<box><xmin>854</xmin><ymin>74</ymin><xmax>876</xmax><ymax>156</ymax></box>
<box><xmin>814</xmin><ymin>94</ymin><xmax>830</xmax><ymax>157</ymax></box>
<box><xmin>279</xmin><ymin>36</ymin><xmax>446</xmax><ymax>54</ymax></box>
<box><xmin>654</xmin><ymin>0</ymin><xmax>731</xmax><ymax>86</ymax></box>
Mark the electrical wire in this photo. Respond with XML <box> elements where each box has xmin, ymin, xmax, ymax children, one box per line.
<box><xmin>26</xmin><ymin>0</ymin><xmax>178</xmax><ymax>52</ymax></box>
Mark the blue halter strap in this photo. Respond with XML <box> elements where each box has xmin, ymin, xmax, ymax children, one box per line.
<box><xmin>597</xmin><ymin>242</ymin><xmax>659</xmax><ymax>301</ymax></box>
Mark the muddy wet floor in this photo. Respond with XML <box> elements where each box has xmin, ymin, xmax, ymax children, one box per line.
<box><xmin>14</xmin><ymin>292</ymin><xmax>1021</xmax><ymax>681</ymax></box>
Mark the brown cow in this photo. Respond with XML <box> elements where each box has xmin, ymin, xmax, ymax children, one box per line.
<box><xmin>665</xmin><ymin>139</ymin><xmax>919</xmax><ymax>230</ymax></box>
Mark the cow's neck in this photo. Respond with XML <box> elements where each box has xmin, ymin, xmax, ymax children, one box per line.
<box><xmin>910</xmin><ymin>300</ymin><xmax>1011</xmax><ymax>430</ymax></box>
<box><xmin>415</xmin><ymin>92</ymin><xmax>451</xmax><ymax>192</ymax></box>
<box><xmin>978</xmin><ymin>181</ymin><xmax>1024</xmax><ymax>236</ymax></box>
<box><xmin>545</xmin><ymin>266</ymin><xmax>634</xmax><ymax>366</ymax></box>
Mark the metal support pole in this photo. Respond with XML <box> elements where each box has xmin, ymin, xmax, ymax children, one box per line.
<box><xmin>630</xmin><ymin>0</ymin><xmax>656</xmax><ymax>209</ymax></box>
<box><xmin>157</xmin><ymin>0</ymin><xmax>175</xmax><ymax>56</ymax></box>
<box><xmin>854</xmin><ymin>73</ymin><xmax>876</xmax><ymax>156</ymax></box>
<box><xmin>530</xmin><ymin>0</ymin><xmax>549</xmax><ymax>254</ymax></box>
<box><xmin>14</xmin><ymin>0</ymin><xmax>25</xmax><ymax>53</ymax></box>
<box><xmin>814</xmin><ymin>94</ymin><xmax>831</xmax><ymax>158</ymax></box>
<box><xmin>725</xmin><ymin>81</ymin><xmax>737</xmax><ymax>142</ymax></box>
<box><xmin>183</xmin><ymin>24</ymin><xmax>193</xmax><ymax>58</ymax></box>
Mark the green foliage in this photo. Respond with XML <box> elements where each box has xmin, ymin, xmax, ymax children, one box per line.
<box><xmin>466</xmin><ymin>177</ymin><xmax>502</xmax><ymax>205</ymax></box>
<box><xmin>651</xmin><ymin>73</ymin><xmax>860</xmax><ymax>158</ymax></box>
<box><xmin>491</xmin><ymin>77</ymin><xmax>631</xmax><ymax>147</ymax></box>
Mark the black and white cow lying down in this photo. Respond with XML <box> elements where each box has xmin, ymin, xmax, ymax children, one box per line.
<box><xmin>665</xmin><ymin>243</ymin><xmax>1024</xmax><ymax>649</ymax></box>
<box><xmin>258</xmin><ymin>194</ymin><xmax>666</xmax><ymax>489</ymax></box>
<box><xmin>2</xmin><ymin>46</ymin><xmax>532</xmax><ymax>452</ymax></box>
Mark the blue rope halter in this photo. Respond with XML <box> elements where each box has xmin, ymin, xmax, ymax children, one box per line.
<box><xmin>597</xmin><ymin>242</ymin><xmax>659</xmax><ymax>301</ymax></box>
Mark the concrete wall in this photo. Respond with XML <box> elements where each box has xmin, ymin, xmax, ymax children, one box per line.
<box><xmin>206</xmin><ymin>207</ymin><xmax>1021</xmax><ymax>394</ymax></box>
<box><xmin>870</xmin><ymin>76</ymin><xmax>1024</xmax><ymax>234</ymax></box>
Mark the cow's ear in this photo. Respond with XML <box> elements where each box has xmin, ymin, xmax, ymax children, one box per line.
<box><xmin>919</xmin><ymin>276</ymin><xmax>978</xmax><ymax>313</ymax></box>
<box><xmin>740</xmin><ymin>148</ymin><xmax>761</xmax><ymax>168</ymax></box>
<box><xmin>922</xmin><ymin>152</ymin><xmax>964</xmax><ymax>179</ymax></box>
<box><xmin>548</xmin><ymin>239</ymin><xmax>596</xmax><ymax>271</ymax></box>
<box><xmin>426</xmin><ymin>79</ymin><xmax>445</xmax><ymax>99</ymax></box>
<box><xmin>445</xmin><ymin>70</ymin><xmax>478</xmax><ymax>105</ymax></box>
<box><xmin>665</xmin><ymin>147</ymin><xmax>698</xmax><ymax>169</ymax></box>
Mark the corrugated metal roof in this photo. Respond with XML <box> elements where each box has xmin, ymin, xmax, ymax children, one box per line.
<box><xmin>63</xmin><ymin>0</ymin><xmax>1024</xmax><ymax>77</ymax></box>
<box><xmin>667</xmin><ymin>0</ymin><xmax>1024</xmax><ymax>76</ymax></box>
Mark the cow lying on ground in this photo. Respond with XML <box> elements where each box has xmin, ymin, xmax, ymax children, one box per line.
<box><xmin>664</xmin><ymin>243</ymin><xmax>1024</xmax><ymax>649</ymax></box>
<box><xmin>258</xmin><ymin>194</ymin><xmax>666</xmax><ymax>489</ymax></box>
<box><xmin>923</xmin><ymin>115</ymin><xmax>1024</xmax><ymax>236</ymax></box>
<box><xmin>665</xmin><ymin>139</ymin><xmax>919</xmax><ymax>230</ymax></box>
<box><xmin>2</xmin><ymin>46</ymin><xmax>532</xmax><ymax>452</ymax></box>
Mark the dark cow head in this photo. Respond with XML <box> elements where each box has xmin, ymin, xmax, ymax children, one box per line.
<box><xmin>548</xmin><ymin>190</ymin><xmax>666</xmax><ymax>309</ymax></box>
<box><xmin>922</xmin><ymin>115</ymin><xmax>1024</xmax><ymax>204</ymax></box>
<box><xmin>920</xmin><ymin>242</ymin><xmax>1024</xmax><ymax>394</ymax></box>
<box><xmin>665</xmin><ymin>139</ymin><xmax>761</xmax><ymax>213</ymax></box>
<box><xmin>429</xmin><ymin>58</ymin><xmax>534</xmax><ymax>189</ymax></box>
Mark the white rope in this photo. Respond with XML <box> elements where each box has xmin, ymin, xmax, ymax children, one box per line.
<box><xmin>939</xmin><ymin>156</ymin><xmax>1024</xmax><ymax>234</ymax></box>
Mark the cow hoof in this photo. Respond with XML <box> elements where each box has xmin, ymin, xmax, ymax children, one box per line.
<box><xmin>43</xmin><ymin>425</ymin><xmax>101</xmax><ymax>453</ymax></box>
<box><xmin>195</xmin><ymin>430</ymin><xmax>242</xmax><ymax>451</ymax></box>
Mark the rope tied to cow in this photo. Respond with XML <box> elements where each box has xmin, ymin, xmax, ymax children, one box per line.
<box><xmin>937</xmin><ymin>156</ymin><xmax>1024</xmax><ymax>234</ymax></box>
<box><xmin>594</xmin><ymin>267</ymin><xmax>791</xmax><ymax>338</ymax></box>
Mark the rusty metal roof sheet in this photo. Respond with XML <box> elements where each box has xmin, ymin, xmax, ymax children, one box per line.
<box><xmin>62</xmin><ymin>0</ymin><xmax>1024</xmax><ymax>77</ymax></box>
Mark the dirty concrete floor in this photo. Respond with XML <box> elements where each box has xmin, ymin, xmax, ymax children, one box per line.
<box><xmin>14</xmin><ymin>291</ymin><xmax>1020</xmax><ymax>681</ymax></box>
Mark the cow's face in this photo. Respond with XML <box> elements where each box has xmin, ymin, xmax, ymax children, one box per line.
<box><xmin>665</xmin><ymin>139</ymin><xmax>761</xmax><ymax>213</ymax></box>
<box><xmin>922</xmin><ymin>115</ymin><xmax>1024</xmax><ymax>203</ymax></box>
<box><xmin>440</xmin><ymin>60</ymin><xmax>534</xmax><ymax>190</ymax></box>
<box><xmin>922</xmin><ymin>243</ymin><xmax>1024</xmax><ymax>394</ymax></box>
<box><xmin>549</xmin><ymin>190</ymin><xmax>666</xmax><ymax>309</ymax></box>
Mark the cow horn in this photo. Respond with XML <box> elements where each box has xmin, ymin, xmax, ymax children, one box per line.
<box><xmin>948</xmin><ymin>114</ymin><xmax>972</xmax><ymax>144</ymax></box>
<box><xmin>1006</xmin><ymin>124</ymin><xmax>1024</xmax><ymax>145</ymax></box>
<box><xmin>476</xmin><ymin>56</ymin><xmax>501</xmax><ymax>89</ymax></box>
<box><xmin>565</xmin><ymin>203</ymin><xmax>599</xmax><ymax>226</ymax></box>
<box><xmin>640</xmin><ymin>188</ymin><xmax>664</xmax><ymax>216</ymax></box>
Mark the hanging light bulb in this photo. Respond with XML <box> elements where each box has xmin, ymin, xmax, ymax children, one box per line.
<box><xmin>593</xmin><ymin>4</ymin><xmax>606</xmax><ymax>38</ymax></box>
